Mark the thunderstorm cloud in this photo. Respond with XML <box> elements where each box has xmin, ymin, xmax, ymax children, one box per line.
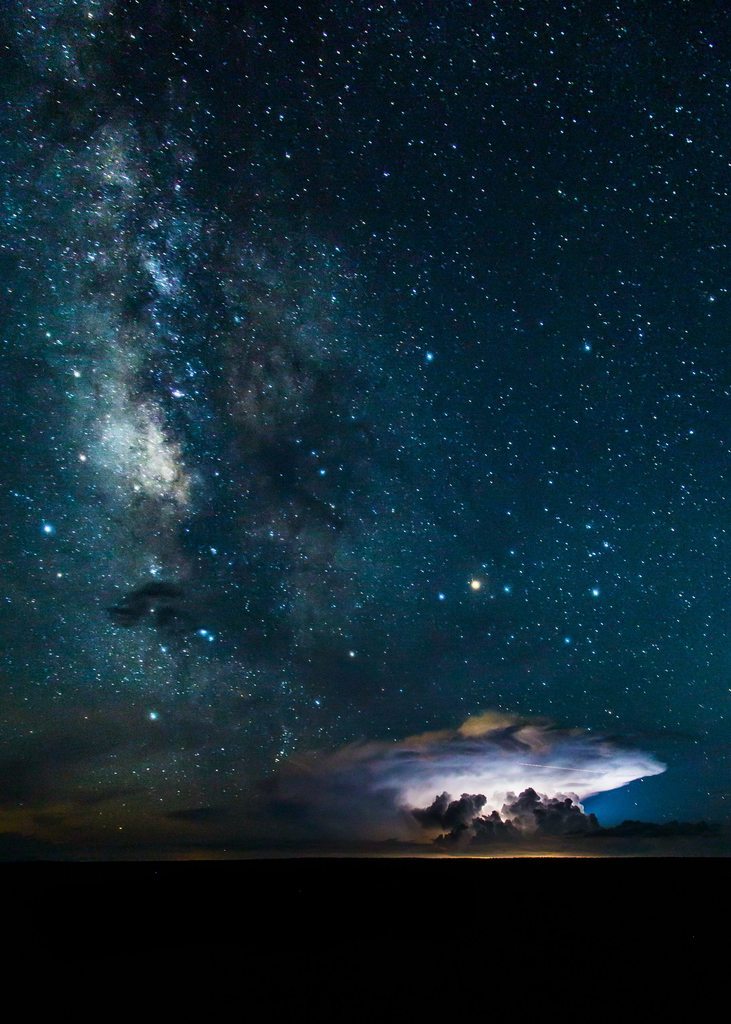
<box><xmin>266</xmin><ymin>712</ymin><xmax>666</xmax><ymax>842</ymax></box>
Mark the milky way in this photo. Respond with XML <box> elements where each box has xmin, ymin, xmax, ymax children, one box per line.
<box><xmin>1</xmin><ymin>1</ymin><xmax>729</xmax><ymax>855</ymax></box>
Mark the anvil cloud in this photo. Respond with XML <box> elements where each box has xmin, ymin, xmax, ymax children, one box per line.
<box><xmin>270</xmin><ymin>712</ymin><xmax>666</xmax><ymax>841</ymax></box>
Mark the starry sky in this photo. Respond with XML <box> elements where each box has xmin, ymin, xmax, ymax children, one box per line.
<box><xmin>0</xmin><ymin>0</ymin><xmax>729</xmax><ymax>857</ymax></box>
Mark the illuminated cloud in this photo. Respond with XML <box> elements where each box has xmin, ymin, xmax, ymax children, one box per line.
<box><xmin>270</xmin><ymin>711</ymin><xmax>666</xmax><ymax>842</ymax></box>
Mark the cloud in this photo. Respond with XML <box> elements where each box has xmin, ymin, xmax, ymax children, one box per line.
<box><xmin>410</xmin><ymin>787</ymin><xmax>720</xmax><ymax>850</ymax></box>
<box><xmin>413</xmin><ymin>787</ymin><xmax>602</xmax><ymax>847</ymax></box>
<box><xmin>266</xmin><ymin>711</ymin><xmax>666</xmax><ymax>842</ymax></box>
<box><xmin>107</xmin><ymin>581</ymin><xmax>193</xmax><ymax>632</ymax></box>
<box><xmin>0</xmin><ymin>708</ymin><xmax>179</xmax><ymax>811</ymax></box>
<box><xmin>2</xmin><ymin>706</ymin><xmax>720</xmax><ymax>858</ymax></box>
<box><xmin>498</xmin><ymin>788</ymin><xmax>601</xmax><ymax>837</ymax></box>
<box><xmin>413</xmin><ymin>792</ymin><xmax>487</xmax><ymax>832</ymax></box>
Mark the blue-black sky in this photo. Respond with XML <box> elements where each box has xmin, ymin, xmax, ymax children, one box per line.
<box><xmin>0</xmin><ymin>0</ymin><xmax>728</xmax><ymax>856</ymax></box>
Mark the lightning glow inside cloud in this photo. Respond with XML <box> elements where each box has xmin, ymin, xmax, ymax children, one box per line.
<box><xmin>273</xmin><ymin>712</ymin><xmax>666</xmax><ymax>841</ymax></box>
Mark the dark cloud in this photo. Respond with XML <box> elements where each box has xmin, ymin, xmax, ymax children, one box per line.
<box><xmin>469</xmin><ymin>811</ymin><xmax>521</xmax><ymax>846</ymax></box>
<box><xmin>107</xmin><ymin>581</ymin><xmax>193</xmax><ymax>632</ymax></box>
<box><xmin>412</xmin><ymin>792</ymin><xmax>487</xmax><ymax>832</ymax></box>
<box><xmin>414</xmin><ymin>787</ymin><xmax>600</xmax><ymax>846</ymax></box>
<box><xmin>0</xmin><ymin>732</ymin><xmax>126</xmax><ymax>807</ymax></box>
<box><xmin>500</xmin><ymin>787</ymin><xmax>601</xmax><ymax>837</ymax></box>
<box><xmin>412</xmin><ymin>786</ymin><xmax>718</xmax><ymax>850</ymax></box>
<box><xmin>0</xmin><ymin>710</ymin><xmax>180</xmax><ymax>809</ymax></box>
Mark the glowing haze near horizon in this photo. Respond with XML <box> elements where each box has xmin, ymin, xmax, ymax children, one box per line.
<box><xmin>0</xmin><ymin>1</ymin><xmax>728</xmax><ymax>856</ymax></box>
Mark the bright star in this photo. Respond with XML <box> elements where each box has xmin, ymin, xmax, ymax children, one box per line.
<box><xmin>470</xmin><ymin>579</ymin><xmax>482</xmax><ymax>591</ymax></box>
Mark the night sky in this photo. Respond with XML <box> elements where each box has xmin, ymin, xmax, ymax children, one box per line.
<box><xmin>1</xmin><ymin>0</ymin><xmax>729</xmax><ymax>858</ymax></box>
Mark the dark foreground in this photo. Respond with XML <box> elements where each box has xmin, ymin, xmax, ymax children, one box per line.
<box><xmin>7</xmin><ymin>856</ymin><xmax>725</xmax><ymax>955</ymax></box>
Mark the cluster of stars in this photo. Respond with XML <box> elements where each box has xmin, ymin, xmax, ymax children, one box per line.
<box><xmin>0</xmin><ymin>1</ymin><xmax>727</xmax><ymax>838</ymax></box>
